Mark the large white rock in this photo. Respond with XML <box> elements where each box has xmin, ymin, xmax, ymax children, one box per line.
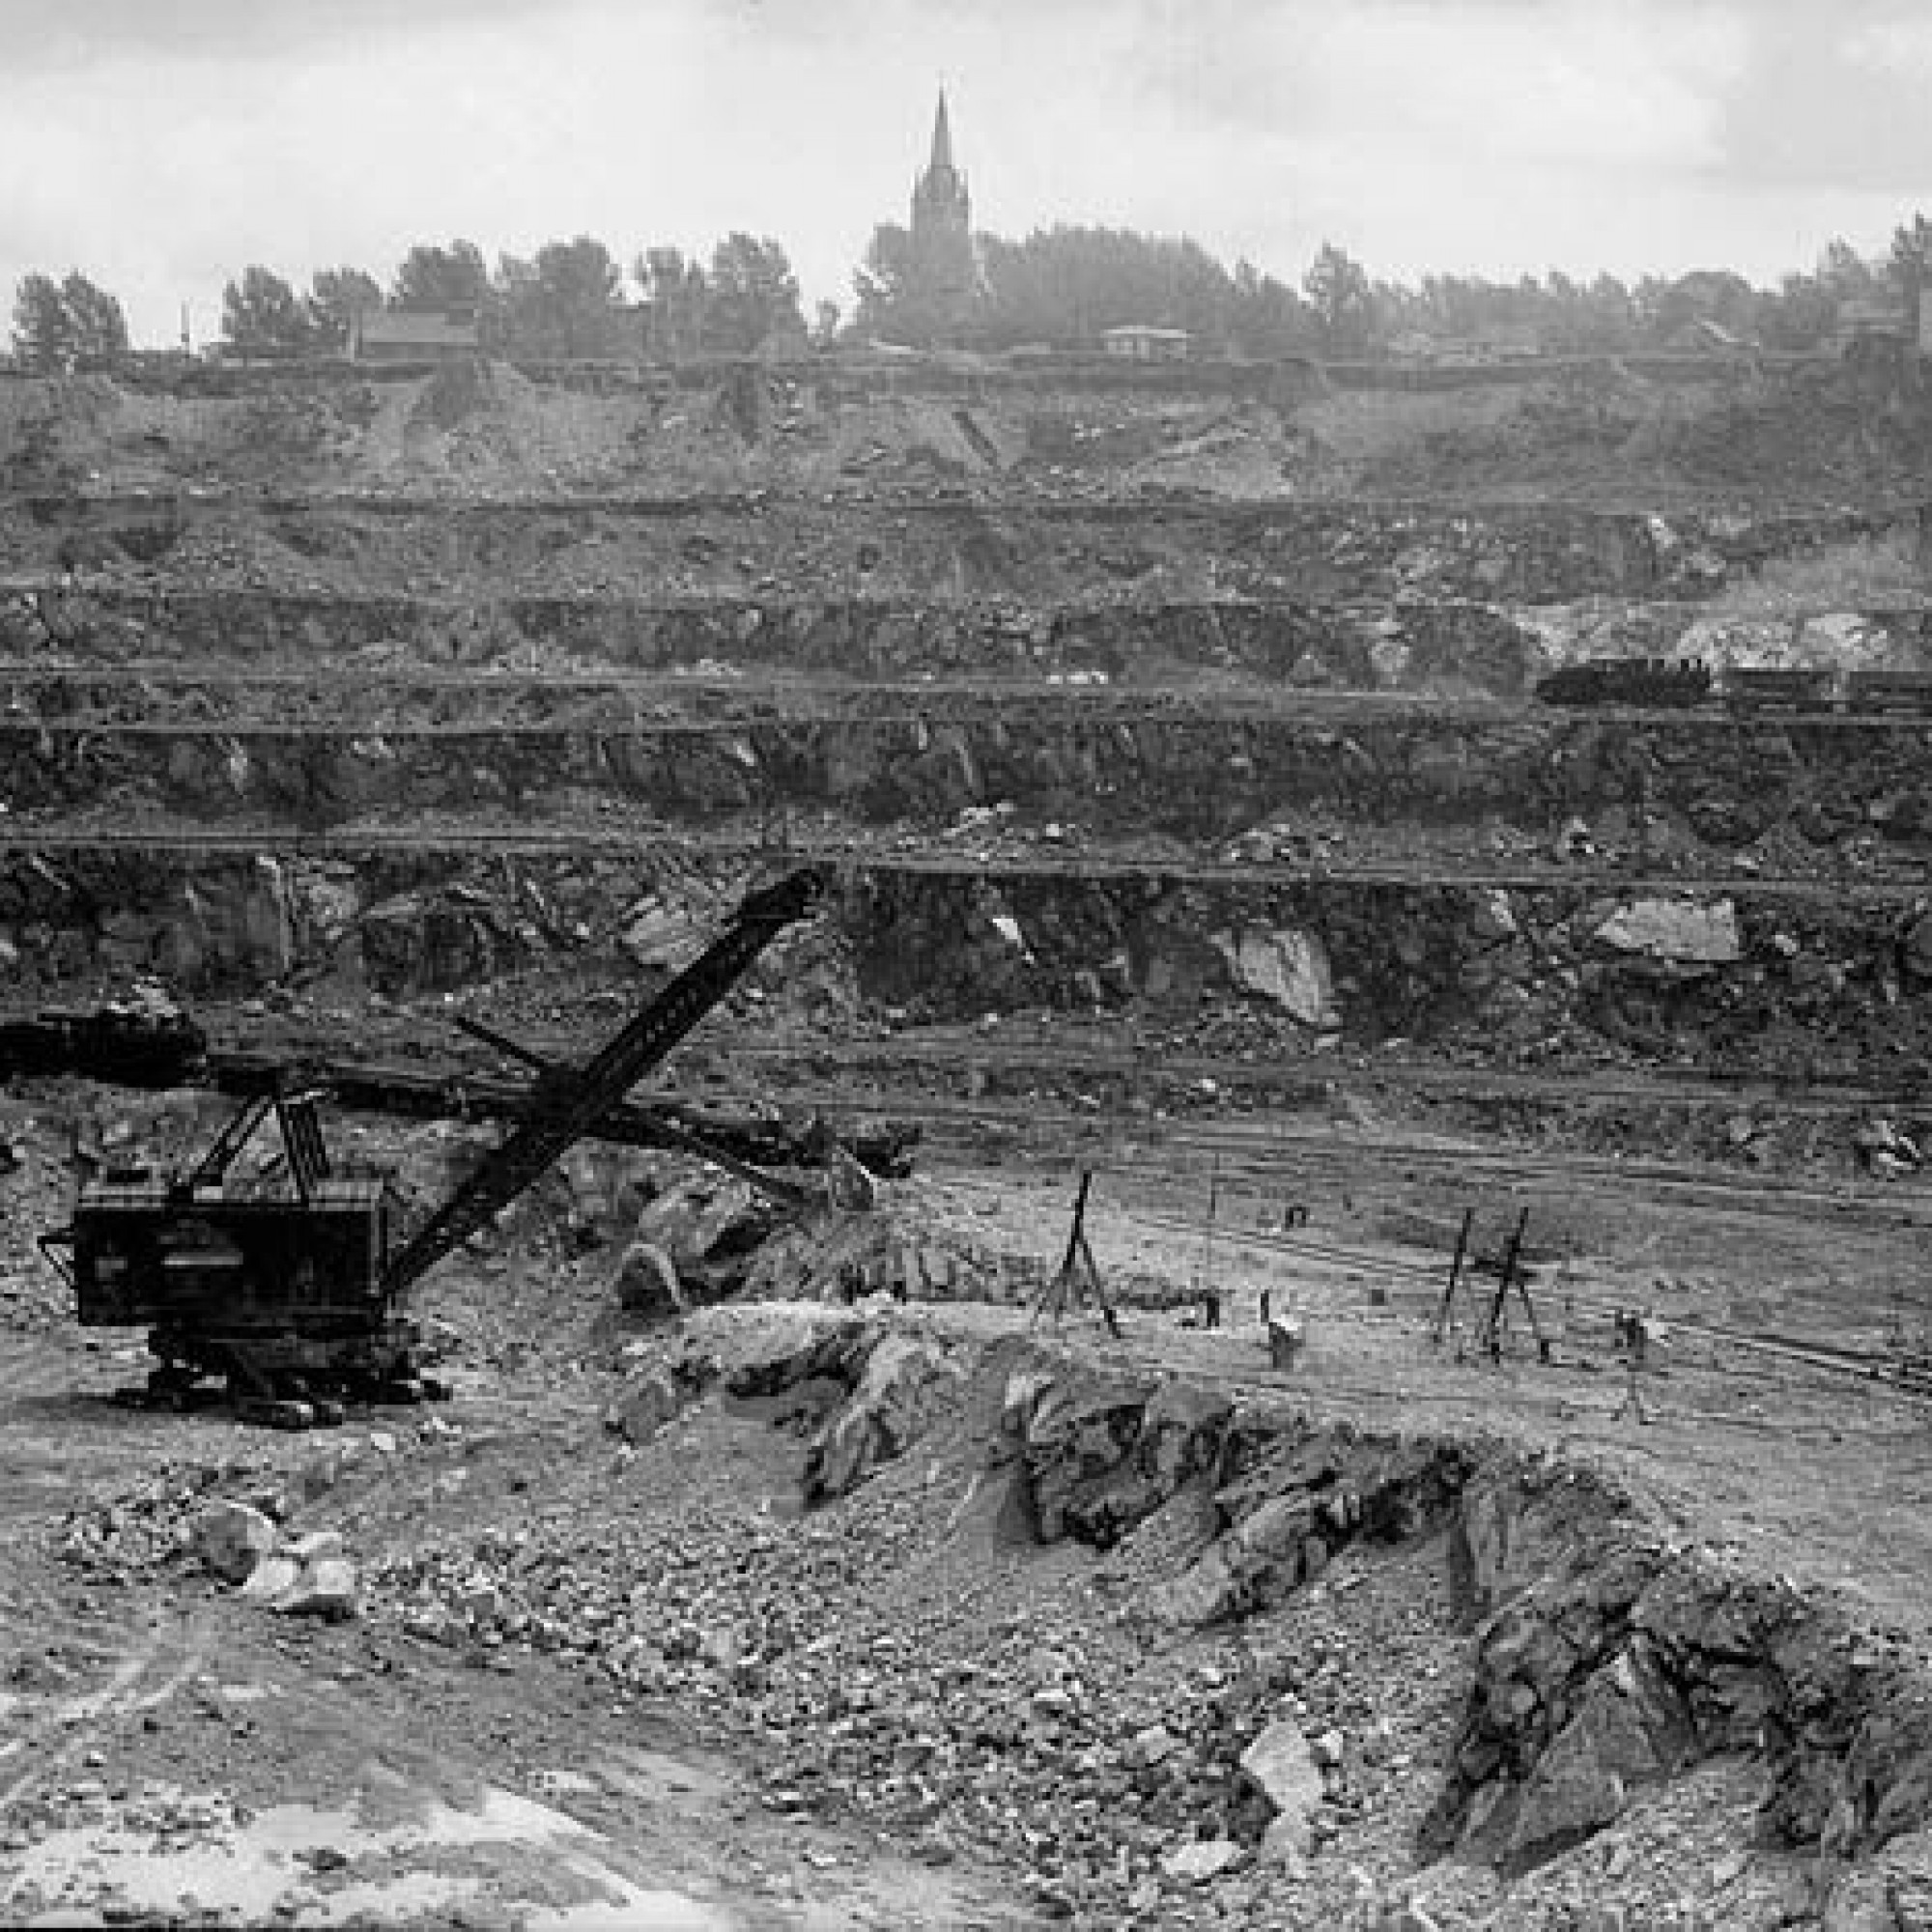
<box><xmin>1240</xmin><ymin>1719</ymin><xmax>1325</xmax><ymax>1856</ymax></box>
<box><xmin>620</xmin><ymin>900</ymin><xmax>709</xmax><ymax>969</ymax></box>
<box><xmin>1163</xmin><ymin>1838</ymin><xmax>1244</xmax><ymax>1883</ymax></box>
<box><xmin>193</xmin><ymin>1500</ymin><xmax>278</xmax><ymax>1584</ymax></box>
<box><xmin>1593</xmin><ymin>898</ymin><xmax>1741</xmax><ymax>965</ymax></box>
<box><xmin>1212</xmin><ymin>925</ymin><xmax>1341</xmax><ymax>1029</ymax></box>
<box><xmin>274</xmin><ymin>1556</ymin><xmax>359</xmax><ymax>1622</ymax></box>
<box><xmin>239</xmin><ymin>1554</ymin><xmax>301</xmax><ymax>1603</ymax></box>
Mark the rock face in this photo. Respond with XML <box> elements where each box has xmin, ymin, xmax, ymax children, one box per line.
<box><xmin>12</xmin><ymin>850</ymin><xmax>1932</xmax><ymax>1100</ymax></box>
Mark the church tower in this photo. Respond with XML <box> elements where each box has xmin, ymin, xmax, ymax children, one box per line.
<box><xmin>907</xmin><ymin>90</ymin><xmax>979</xmax><ymax>340</ymax></box>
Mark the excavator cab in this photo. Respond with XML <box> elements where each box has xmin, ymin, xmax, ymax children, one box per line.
<box><xmin>43</xmin><ymin>1088</ymin><xmax>419</xmax><ymax>1424</ymax></box>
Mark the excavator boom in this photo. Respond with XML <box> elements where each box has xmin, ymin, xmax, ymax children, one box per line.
<box><xmin>379</xmin><ymin>867</ymin><xmax>825</xmax><ymax>1297</ymax></box>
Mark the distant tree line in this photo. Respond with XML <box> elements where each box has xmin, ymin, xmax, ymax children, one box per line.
<box><xmin>211</xmin><ymin>233</ymin><xmax>809</xmax><ymax>360</ymax></box>
<box><xmin>11</xmin><ymin>213</ymin><xmax>1932</xmax><ymax>369</ymax></box>
<box><xmin>855</xmin><ymin>217</ymin><xmax>1932</xmax><ymax>358</ymax></box>
<box><xmin>6</xmin><ymin>233</ymin><xmax>809</xmax><ymax>369</ymax></box>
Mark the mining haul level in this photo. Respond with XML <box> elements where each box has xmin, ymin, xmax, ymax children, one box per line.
<box><xmin>52</xmin><ymin>1171</ymin><xmax>419</xmax><ymax>1407</ymax></box>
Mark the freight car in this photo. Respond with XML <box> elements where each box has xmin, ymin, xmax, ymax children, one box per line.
<box><xmin>1534</xmin><ymin>658</ymin><xmax>1932</xmax><ymax>716</ymax></box>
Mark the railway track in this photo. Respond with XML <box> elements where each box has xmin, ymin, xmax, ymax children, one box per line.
<box><xmin>728</xmin><ymin>1082</ymin><xmax>1932</xmax><ymax>1231</ymax></box>
<box><xmin>13</xmin><ymin>659</ymin><xmax>1932</xmax><ymax>731</ymax></box>
<box><xmin>1110</xmin><ymin>1201</ymin><xmax>1932</xmax><ymax>1396</ymax></box>
<box><xmin>742</xmin><ymin>1029</ymin><xmax>1932</xmax><ymax>1117</ymax></box>
<box><xmin>0</xmin><ymin>816</ymin><xmax>1922</xmax><ymax>897</ymax></box>
<box><xmin>17</xmin><ymin>700</ymin><xmax>1932</xmax><ymax>738</ymax></box>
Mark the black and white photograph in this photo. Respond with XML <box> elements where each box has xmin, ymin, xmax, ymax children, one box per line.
<box><xmin>2</xmin><ymin>3</ymin><xmax>1932</xmax><ymax>1926</ymax></box>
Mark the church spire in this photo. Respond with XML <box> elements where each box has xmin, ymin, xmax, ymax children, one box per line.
<box><xmin>929</xmin><ymin>88</ymin><xmax>955</xmax><ymax>178</ymax></box>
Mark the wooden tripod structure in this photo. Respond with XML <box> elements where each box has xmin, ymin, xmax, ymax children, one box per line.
<box><xmin>1031</xmin><ymin>1170</ymin><xmax>1117</xmax><ymax>1333</ymax></box>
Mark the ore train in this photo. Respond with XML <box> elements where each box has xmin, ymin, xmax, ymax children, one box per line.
<box><xmin>1533</xmin><ymin>658</ymin><xmax>1932</xmax><ymax>716</ymax></box>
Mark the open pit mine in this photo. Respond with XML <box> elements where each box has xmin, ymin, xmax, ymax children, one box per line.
<box><xmin>8</xmin><ymin>351</ymin><xmax>1932</xmax><ymax>1930</ymax></box>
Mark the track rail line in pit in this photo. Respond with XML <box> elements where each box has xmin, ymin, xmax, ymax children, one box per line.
<box><xmin>0</xmin><ymin>818</ymin><xmax>1925</xmax><ymax>897</ymax></box>
<box><xmin>732</xmin><ymin>1031</ymin><xmax>1932</xmax><ymax>1116</ymax></box>
<box><xmin>7</xmin><ymin>484</ymin><xmax>1908</xmax><ymax>517</ymax></box>
<box><xmin>1111</xmin><ymin>1202</ymin><xmax>1932</xmax><ymax>1400</ymax></box>
<box><xmin>722</xmin><ymin>1084</ymin><xmax>1932</xmax><ymax>1231</ymax></box>
<box><xmin>20</xmin><ymin>698</ymin><xmax>1932</xmax><ymax>736</ymax></box>
<box><xmin>15</xmin><ymin>662</ymin><xmax>1932</xmax><ymax>729</ymax></box>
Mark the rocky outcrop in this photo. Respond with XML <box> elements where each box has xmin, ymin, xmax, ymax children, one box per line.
<box><xmin>803</xmin><ymin>1333</ymin><xmax>960</xmax><ymax>1504</ymax></box>
<box><xmin>1008</xmin><ymin>1370</ymin><xmax>1231</xmax><ymax>1548</ymax></box>
<box><xmin>722</xmin><ymin>1315</ymin><xmax>960</xmax><ymax>1504</ymax></box>
<box><xmin>632</xmin><ymin>1173</ymin><xmax>783</xmax><ymax>1301</ymax></box>
<box><xmin>1150</xmin><ymin>1432</ymin><xmax>1466</xmax><ymax>1626</ymax></box>
<box><xmin>1426</xmin><ymin>1464</ymin><xmax>1932</xmax><ymax>1880</ymax></box>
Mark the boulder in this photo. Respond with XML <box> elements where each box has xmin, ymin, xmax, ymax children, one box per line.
<box><xmin>275</xmin><ymin>1556</ymin><xmax>360</xmax><ymax>1622</ymax></box>
<box><xmin>238</xmin><ymin>1554</ymin><xmax>301</xmax><ymax>1603</ymax></box>
<box><xmin>1162</xmin><ymin>1837</ymin><xmax>1243</xmax><ymax>1884</ymax></box>
<box><xmin>193</xmin><ymin>1500</ymin><xmax>278</xmax><ymax>1584</ymax></box>
<box><xmin>1494</xmin><ymin>1646</ymin><xmax>1691</xmax><ymax>1863</ymax></box>
<box><xmin>1210</xmin><ymin>925</ymin><xmax>1340</xmax><ymax>1031</ymax></box>
<box><xmin>1154</xmin><ymin>1437</ymin><xmax>1465</xmax><ymax>1625</ymax></box>
<box><xmin>607</xmin><ymin>1367</ymin><xmax>688</xmax><ymax>1443</ymax></box>
<box><xmin>1593</xmin><ymin>898</ymin><xmax>1741</xmax><ymax>966</ymax></box>
<box><xmin>1469</xmin><ymin>890</ymin><xmax>1520</xmax><ymax>942</ymax></box>
<box><xmin>1239</xmin><ymin>1719</ymin><xmax>1325</xmax><ymax>1856</ymax></box>
<box><xmin>1902</xmin><ymin>913</ymin><xmax>1932</xmax><ymax>984</ymax></box>
<box><xmin>633</xmin><ymin>1174</ymin><xmax>776</xmax><ymax>1291</ymax></box>
<box><xmin>612</xmin><ymin>1238</ymin><xmax>687</xmax><ymax>1316</ymax></box>
<box><xmin>620</xmin><ymin>900</ymin><xmax>711</xmax><ymax>970</ymax></box>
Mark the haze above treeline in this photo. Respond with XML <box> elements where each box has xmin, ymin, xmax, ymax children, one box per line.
<box><xmin>11</xmin><ymin>215</ymin><xmax>1932</xmax><ymax>369</ymax></box>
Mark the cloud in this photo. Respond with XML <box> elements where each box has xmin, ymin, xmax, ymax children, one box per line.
<box><xmin>1718</xmin><ymin>3</ymin><xmax>1932</xmax><ymax>190</ymax></box>
<box><xmin>0</xmin><ymin>0</ymin><xmax>567</xmax><ymax>70</ymax></box>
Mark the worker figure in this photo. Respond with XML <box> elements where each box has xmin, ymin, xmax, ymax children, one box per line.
<box><xmin>1611</xmin><ymin>1307</ymin><xmax>1651</xmax><ymax>1424</ymax></box>
<box><xmin>1259</xmin><ymin>1289</ymin><xmax>1272</xmax><ymax>1327</ymax></box>
<box><xmin>1202</xmin><ymin>1287</ymin><xmax>1222</xmax><ymax>1330</ymax></box>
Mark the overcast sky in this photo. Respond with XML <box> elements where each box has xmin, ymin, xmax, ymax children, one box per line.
<box><xmin>4</xmin><ymin>0</ymin><xmax>1929</xmax><ymax>345</ymax></box>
